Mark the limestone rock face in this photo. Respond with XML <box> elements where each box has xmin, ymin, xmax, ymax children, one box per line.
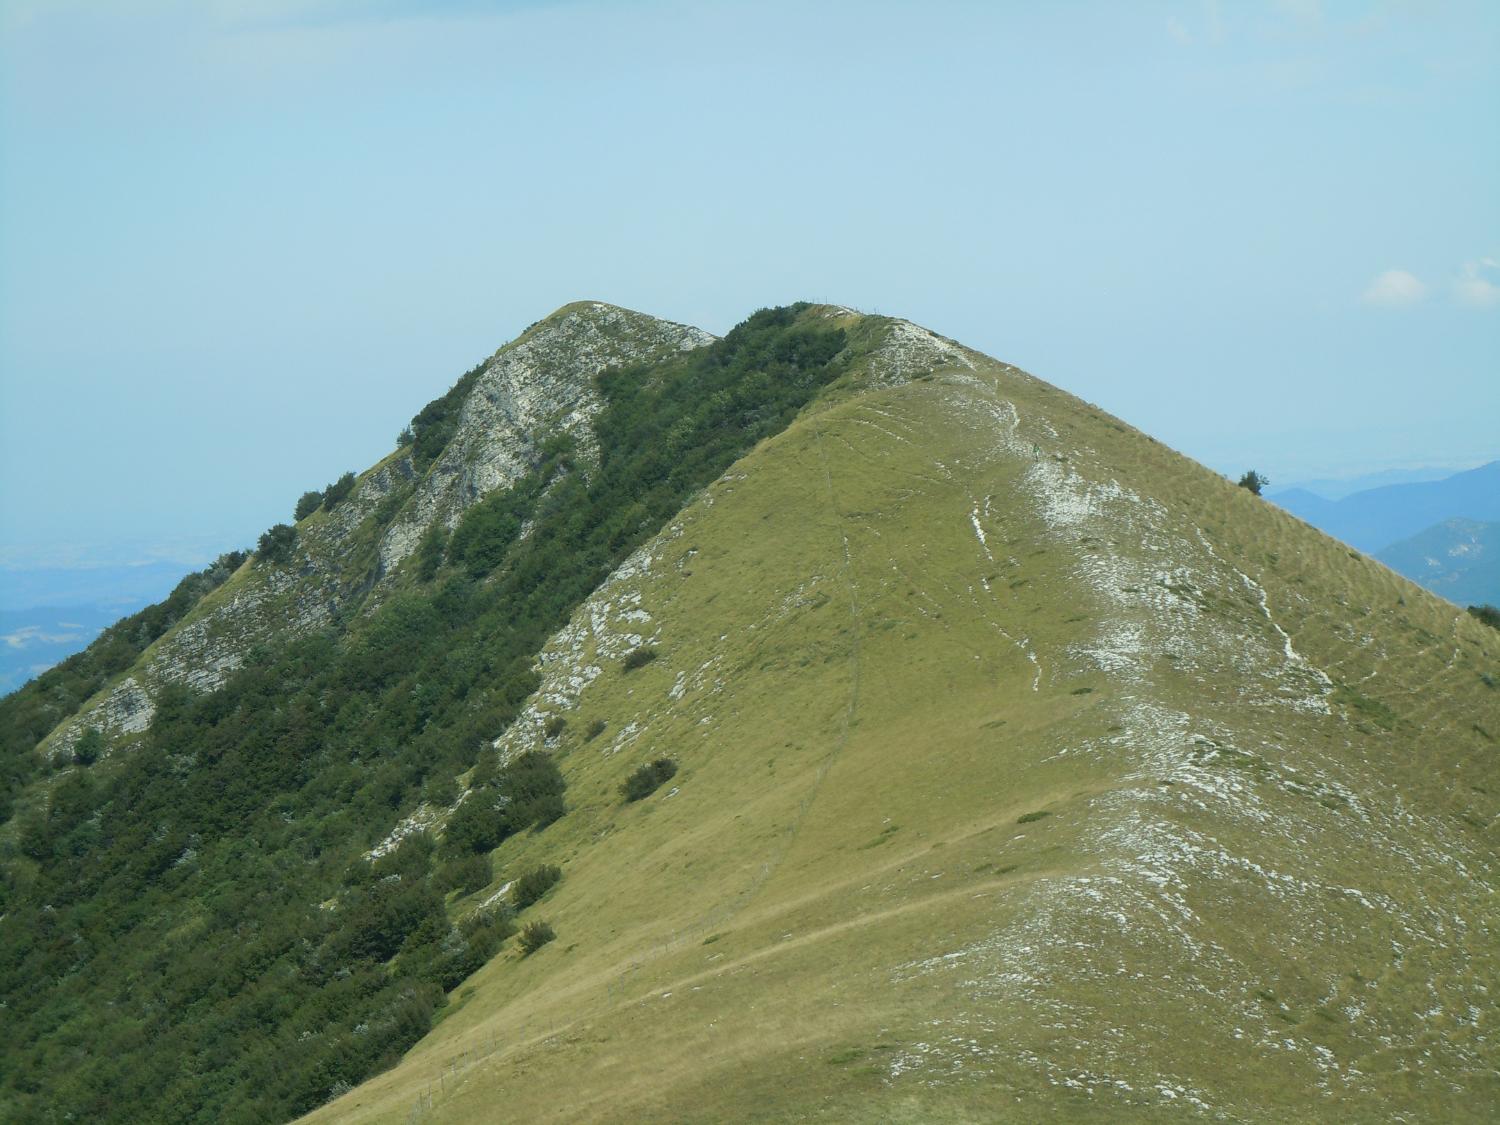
<box><xmin>380</xmin><ymin>302</ymin><xmax>714</xmax><ymax>573</ymax></box>
<box><xmin>43</xmin><ymin>301</ymin><xmax>714</xmax><ymax>758</ymax></box>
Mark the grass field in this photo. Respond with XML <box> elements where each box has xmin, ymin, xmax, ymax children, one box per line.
<box><xmin>305</xmin><ymin>315</ymin><xmax>1499</xmax><ymax>1122</ymax></box>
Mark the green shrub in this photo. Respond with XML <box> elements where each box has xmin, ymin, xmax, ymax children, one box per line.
<box><xmin>621</xmin><ymin>757</ymin><xmax>677</xmax><ymax>802</ymax></box>
<box><xmin>1016</xmin><ymin>810</ymin><xmax>1051</xmax><ymax>824</ymax></box>
<box><xmin>322</xmin><ymin>471</ymin><xmax>357</xmax><ymax>510</ymax></box>
<box><xmin>542</xmin><ymin>715</ymin><xmax>567</xmax><ymax>740</ymax></box>
<box><xmin>446</xmin><ymin>443</ymin><xmax>571</xmax><ymax>578</ymax></box>
<box><xmin>518</xmin><ymin>920</ymin><xmax>555</xmax><ymax>955</ymax></box>
<box><xmin>442</xmin><ymin>750</ymin><xmax>567</xmax><ymax>856</ymax></box>
<box><xmin>435</xmin><ymin>853</ymin><xmax>492</xmax><ymax>896</ymax></box>
<box><xmin>1467</xmin><ymin>604</ymin><xmax>1500</xmax><ymax>631</ymax></box>
<box><xmin>585</xmin><ymin>718</ymin><xmax>607</xmax><ymax>741</ymax></box>
<box><xmin>408</xmin><ymin>359</ymin><xmax>488</xmax><ymax>470</ymax></box>
<box><xmin>294</xmin><ymin>490</ymin><xmax>324</xmax><ymax>521</ymax></box>
<box><xmin>256</xmin><ymin>523</ymin><xmax>297</xmax><ymax>564</ymax></box>
<box><xmin>512</xmin><ymin>864</ymin><xmax>562</xmax><ymax>909</ymax></box>
<box><xmin>516</xmin><ymin>790</ymin><xmax>566</xmax><ymax>830</ymax></box>
<box><xmin>73</xmin><ymin>727</ymin><xmax>104</xmax><ymax>766</ymax></box>
<box><xmin>1237</xmin><ymin>470</ymin><xmax>1268</xmax><ymax>496</ymax></box>
<box><xmin>622</xmin><ymin>647</ymin><xmax>658</xmax><ymax>671</ymax></box>
<box><xmin>460</xmin><ymin>907</ymin><xmax>516</xmax><ymax>953</ymax></box>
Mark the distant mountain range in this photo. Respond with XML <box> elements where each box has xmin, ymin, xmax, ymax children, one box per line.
<box><xmin>1271</xmin><ymin>465</ymin><xmax>1462</xmax><ymax>501</ymax></box>
<box><xmin>1270</xmin><ymin>460</ymin><xmax>1500</xmax><ymax>555</ymax></box>
<box><xmin>1376</xmin><ymin>519</ymin><xmax>1500</xmax><ymax>607</ymax></box>
<box><xmin>0</xmin><ymin>536</ymin><xmax>256</xmax><ymax>692</ymax></box>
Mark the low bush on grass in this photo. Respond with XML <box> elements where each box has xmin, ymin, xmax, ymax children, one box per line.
<box><xmin>321</xmin><ymin>471</ymin><xmax>357</xmax><ymax>510</ymax></box>
<box><xmin>622</xmin><ymin>647</ymin><xmax>657</xmax><ymax>671</ymax></box>
<box><xmin>585</xmin><ymin>718</ymin><xmax>607</xmax><ymax>741</ymax></box>
<box><xmin>460</xmin><ymin>907</ymin><xmax>517</xmax><ymax>958</ymax></box>
<box><xmin>1468</xmin><ymin>604</ymin><xmax>1500</xmax><ymax>631</ymax></box>
<box><xmin>518</xmin><ymin>921</ymin><xmax>555</xmax><ymax>955</ymax></box>
<box><xmin>1237</xmin><ymin>470</ymin><xmax>1268</xmax><ymax>495</ymax></box>
<box><xmin>295</xmin><ymin>490</ymin><xmax>324</xmax><ymax>521</ymax></box>
<box><xmin>512</xmin><ymin>864</ymin><xmax>562</xmax><ymax>909</ymax></box>
<box><xmin>621</xmin><ymin>757</ymin><xmax>677</xmax><ymax>802</ymax></box>
<box><xmin>1016</xmin><ymin>810</ymin><xmax>1051</xmax><ymax>824</ymax></box>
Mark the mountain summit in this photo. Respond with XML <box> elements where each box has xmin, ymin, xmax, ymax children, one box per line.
<box><xmin>3</xmin><ymin>304</ymin><xmax>1496</xmax><ymax>1123</ymax></box>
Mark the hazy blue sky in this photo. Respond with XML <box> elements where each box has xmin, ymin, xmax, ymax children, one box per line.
<box><xmin>2</xmin><ymin>0</ymin><xmax>1496</xmax><ymax>571</ymax></box>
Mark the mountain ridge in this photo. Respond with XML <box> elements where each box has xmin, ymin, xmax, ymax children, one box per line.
<box><xmin>302</xmin><ymin>311</ymin><xmax>1496</xmax><ymax>1121</ymax></box>
<box><xmin>3</xmin><ymin>303</ymin><xmax>1497</xmax><ymax>1123</ymax></box>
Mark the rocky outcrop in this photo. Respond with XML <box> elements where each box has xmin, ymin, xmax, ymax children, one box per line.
<box><xmin>43</xmin><ymin>302</ymin><xmax>714</xmax><ymax>759</ymax></box>
<box><xmin>380</xmin><ymin>302</ymin><xmax>713</xmax><ymax>573</ymax></box>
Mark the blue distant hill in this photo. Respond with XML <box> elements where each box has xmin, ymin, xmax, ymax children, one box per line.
<box><xmin>1271</xmin><ymin>466</ymin><xmax>1458</xmax><ymax>501</ymax></box>
<box><xmin>1376</xmin><ymin>519</ymin><xmax>1500</xmax><ymax>608</ymax></box>
<box><xmin>1271</xmin><ymin>460</ymin><xmax>1500</xmax><ymax>554</ymax></box>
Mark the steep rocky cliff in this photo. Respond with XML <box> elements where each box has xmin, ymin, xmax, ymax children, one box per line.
<box><xmin>35</xmin><ymin>302</ymin><xmax>713</xmax><ymax>759</ymax></box>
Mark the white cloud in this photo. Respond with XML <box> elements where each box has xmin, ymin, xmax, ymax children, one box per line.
<box><xmin>1361</xmin><ymin>268</ymin><xmax>1426</xmax><ymax>307</ymax></box>
<box><xmin>1164</xmin><ymin>1</ymin><xmax>1224</xmax><ymax>46</ymax></box>
<box><xmin>1453</xmin><ymin>258</ymin><xmax>1500</xmax><ymax>309</ymax></box>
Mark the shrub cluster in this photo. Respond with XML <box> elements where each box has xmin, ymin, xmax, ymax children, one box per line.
<box><xmin>295</xmin><ymin>490</ymin><xmax>325</xmax><ymax>521</ymax></box>
<box><xmin>406</xmin><ymin>359</ymin><xmax>488</xmax><ymax>470</ymax></box>
<box><xmin>435</xmin><ymin>852</ymin><xmax>493</xmax><ymax>896</ymax></box>
<box><xmin>512</xmin><ymin>864</ymin><xmax>562</xmax><ymax>910</ymax></box>
<box><xmin>72</xmin><ymin>727</ymin><xmax>104</xmax><ymax>766</ymax></box>
<box><xmin>322</xmin><ymin>471</ymin><xmax>357</xmax><ymax>511</ymax></box>
<box><xmin>256</xmin><ymin>523</ymin><xmax>297</xmax><ymax>563</ymax></box>
<box><xmin>443</xmin><ymin>751</ymin><xmax>567</xmax><ymax>856</ymax></box>
<box><xmin>518</xmin><ymin>921</ymin><xmax>555</xmax><ymax>955</ymax></box>
<box><xmin>621</xmin><ymin>758</ymin><xmax>678</xmax><ymax>802</ymax></box>
<box><xmin>1468</xmin><ymin>604</ymin><xmax>1500</xmax><ymax>631</ymax></box>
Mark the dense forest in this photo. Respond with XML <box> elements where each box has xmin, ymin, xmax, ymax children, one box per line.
<box><xmin>0</xmin><ymin>306</ymin><xmax>848</xmax><ymax>1123</ymax></box>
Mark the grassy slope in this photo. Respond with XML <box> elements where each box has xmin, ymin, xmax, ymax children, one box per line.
<box><xmin>307</xmin><ymin>320</ymin><xmax>1499</xmax><ymax>1122</ymax></box>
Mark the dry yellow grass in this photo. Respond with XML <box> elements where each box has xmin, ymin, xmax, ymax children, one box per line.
<box><xmin>308</xmin><ymin>319</ymin><xmax>1499</xmax><ymax>1123</ymax></box>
